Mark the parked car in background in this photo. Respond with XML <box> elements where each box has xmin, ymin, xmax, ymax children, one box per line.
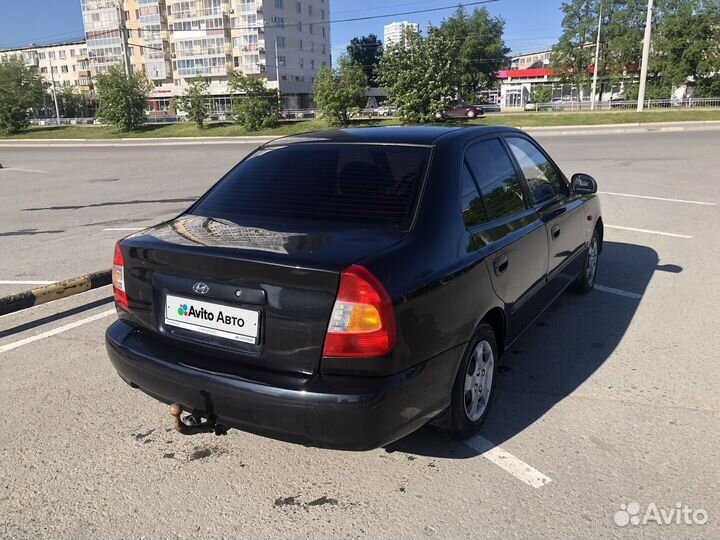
<box><xmin>446</xmin><ymin>101</ymin><xmax>484</xmax><ymax>119</ymax></box>
<box><xmin>106</xmin><ymin>126</ymin><xmax>603</xmax><ymax>450</ymax></box>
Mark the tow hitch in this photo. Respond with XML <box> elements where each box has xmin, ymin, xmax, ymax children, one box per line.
<box><xmin>170</xmin><ymin>403</ymin><xmax>228</xmax><ymax>436</ymax></box>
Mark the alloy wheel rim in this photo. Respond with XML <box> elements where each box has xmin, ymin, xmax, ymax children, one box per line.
<box><xmin>587</xmin><ymin>237</ymin><xmax>598</xmax><ymax>285</ymax></box>
<box><xmin>464</xmin><ymin>340</ymin><xmax>494</xmax><ymax>421</ymax></box>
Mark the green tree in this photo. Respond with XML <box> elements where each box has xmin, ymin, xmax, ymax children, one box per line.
<box><xmin>314</xmin><ymin>57</ymin><xmax>368</xmax><ymax>127</ymax></box>
<box><xmin>229</xmin><ymin>71</ymin><xmax>280</xmax><ymax>131</ymax></box>
<box><xmin>531</xmin><ymin>86</ymin><xmax>553</xmax><ymax>103</ymax></box>
<box><xmin>378</xmin><ymin>26</ymin><xmax>457</xmax><ymax>123</ymax></box>
<box><xmin>0</xmin><ymin>55</ymin><xmax>45</xmax><ymax>134</ymax></box>
<box><xmin>57</xmin><ymin>87</ymin><xmax>86</xmax><ymax>118</ymax></box>
<box><xmin>438</xmin><ymin>6</ymin><xmax>509</xmax><ymax>101</ymax></box>
<box><xmin>552</xmin><ymin>0</ymin><xmax>601</xmax><ymax>98</ymax></box>
<box><xmin>176</xmin><ymin>77</ymin><xmax>209</xmax><ymax>128</ymax></box>
<box><xmin>346</xmin><ymin>34</ymin><xmax>384</xmax><ymax>86</ymax></box>
<box><xmin>95</xmin><ymin>66</ymin><xmax>151</xmax><ymax>131</ymax></box>
<box><xmin>652</xmin><ymin>0</ymin><xmax>720</xmax><ymax>95</ymax></box>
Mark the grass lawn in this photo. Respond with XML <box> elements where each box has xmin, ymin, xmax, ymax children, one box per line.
<box><xmin>2</xmin><ymin>109</ymin><xmax>719</xmax><ymax>140</ymax></box>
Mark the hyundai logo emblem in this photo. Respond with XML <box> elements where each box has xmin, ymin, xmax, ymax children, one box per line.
<box><xmin>192</xmin><ymin>282</ymin><xmax>210</xmax><ymax>295</ymax></box>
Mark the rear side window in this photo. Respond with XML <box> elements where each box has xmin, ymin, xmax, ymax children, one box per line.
<box><xmin>465</xmin><ymin>139</ymin><xmax>526</xmax><ymax>220</ymax></box>
<box><xmin>460</xmin><ymin>163</ymin><xmax>488</xmax><ymax>227</ymax></box>
<box><xmin>192</xmin><ymin>143</ymin><xmax>431</xmax><ymax>228</ymax></box>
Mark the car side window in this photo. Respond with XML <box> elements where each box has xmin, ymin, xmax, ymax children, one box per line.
<box><xmin>465</xmin><ymin>139</ymin><xmax>527</xmax><ymax>220</ymax></box>
<box><xmin>460</xmin><ymin>163</ymin><xmax>488</xmax><ymax>227</ymax></box>
<box><xmin>505</xmin><ymin>137</ymin><xmax>567</xmax><ymax>205</ymax></box>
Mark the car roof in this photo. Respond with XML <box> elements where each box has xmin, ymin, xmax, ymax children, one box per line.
<box><xmin>264</xmin><ymin>126</ymin><xmax>523</xmax><ymax>147</ymax></box>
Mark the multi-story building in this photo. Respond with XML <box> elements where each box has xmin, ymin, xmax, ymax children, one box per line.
<box><xmin>383</xmin><ymin>21</ymin><xmax>419</xmax><ymax>48</ymax></box>
<box><xmin>0</xmin><ymin>40</ymin><xmax>93</xmax><ymax>94</ymax></box>
<box><xmin>79</xmin><ymin>0</ymin><xmax>331</xmax><ymax>110</ymax></box>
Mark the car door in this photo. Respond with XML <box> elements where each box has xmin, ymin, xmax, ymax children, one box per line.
<box><xmin>504</xmin><ymin>135</ymin><xmax>588</xmax><ymax>300</ymax></box>
<box><xmin>463</xmin><ymin>138</ymin><xmax>549</xmax><ymax>343</ymax></box>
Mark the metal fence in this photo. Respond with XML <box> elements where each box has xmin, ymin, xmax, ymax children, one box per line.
<box><xmin>523</xmin><ymin>97</ymin><xmax>720</xmax><ymax>112</ymax></box>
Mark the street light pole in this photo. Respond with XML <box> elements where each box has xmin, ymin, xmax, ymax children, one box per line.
<box><xmin>48</xmin><ymin>56</ymin><xmax>62</xmax><ymax>125</ymax></box>
<box><xmin>637</xmin><ymin>0</ymin><xmax>654</xmax><ymax>112</ymax></box>
<box><xmin>590</xmin><ymin>0</ymin><xmax>603</xmax><ymax>110</ymax></box>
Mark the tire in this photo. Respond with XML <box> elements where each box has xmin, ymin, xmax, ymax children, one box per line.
<box><xmin>446</xmin><ymin>323</ymin><xmax>498</xmax><ymax>439</ymax></box>
<box><xmin>572</xmin><ymin>228</ymin><xmax>600</xmax><ymax>294</ymax></box>
<box><xmin>467</xmin><ymin>110</ymin><xmax>476</xmax><ymax>118</ymax></box>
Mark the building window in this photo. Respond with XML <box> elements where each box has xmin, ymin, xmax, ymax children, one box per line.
<box><xmin>309</xmin><ymin>23</ymin><xmax>313</xmax><ymax>34</ymax></box>
<box><xmin>70</xmin><ymin>49</ymin><xmax>75</xmax><ymax>57</ymax></box>
<box><xmin>297</xmin><ymin>22</ymin><xmax>302</xmax><ymax>32</ymax></box>
<box><xmin>276</xmin><ymin>36</ymin><xmax>285</xmax><ymax>48</ymax></box>
<box><xmin>298</xmin><ymin>57</ymin><xmax>303</xmax><ymax>67</ymax></box>
<box><xmin>308</xmin><ymin>4</ymin><xmax>312</xmax><ymax>15</ymax></box>
<box><xmin>61</xmin><ymin>65</ymin><xmax>69</xmax><ymax>73</ymax></box>
<box><xmin>298</xmin><ymin>39</ymin><xmax>302</xmax><ymax>50</ymax></box>
<box><xmin>296</xmin><ymin>1</ymin><xmax>301</xmax><ymax>12</ymax></box>
<box><xmin>321</xmin><ymin>27</ymin><xmax>325</xmax><ymax>38</ymax></box>
<box><xmin>310</xmin><ymin>59</ymin><xmax>314</xmax><ymax>69</ymax></box>
<box><xmin>49</xmin><ymin>51</ymin><xmax>56</xmax><ymax>59</ymax></box>
<box><xmin>38</xmin><ymin>52</ymin><xmax>46</xmax><ymax>59</ymax></box>
<box><xmin>277</xmin><ymin>55</ymin><xmax>286</xmax><ymax>66</ymax></box>
<box><xmin>321</xmin><ymin>9</ymin><xmax>324</xmax><ymax>19</ymax></box>
<box><xmin>40</xmin><ymin>67</ymin><xmax>48</xmax><ymax>73</ymax></box>
<box><xmin>274</xmin><ymin>0</ymin><xmax>283</xmax><ymax>7</ymax></box>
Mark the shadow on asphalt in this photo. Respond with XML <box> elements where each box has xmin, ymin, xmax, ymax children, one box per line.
<box><xmin>385</xmin><ymin>241</ymin><xmax>682</xmax><ymax>458</ymax></box>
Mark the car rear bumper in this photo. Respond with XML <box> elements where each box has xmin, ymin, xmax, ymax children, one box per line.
<box><xmin>105</xmin><ymin>320</ymin><xmax>461</xmax><ymax>450</ymax></box>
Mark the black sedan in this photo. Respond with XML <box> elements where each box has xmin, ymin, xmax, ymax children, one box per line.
<box><xmin>106</xmin><ymin>126</ymin><xmax>603</xmax><ymax>450</ymax></box>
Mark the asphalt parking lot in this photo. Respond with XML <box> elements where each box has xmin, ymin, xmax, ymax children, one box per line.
<box><xmin>1</xmin><ymin>129</ymin><xmax>719</xmax><ymax>539</ymax></box>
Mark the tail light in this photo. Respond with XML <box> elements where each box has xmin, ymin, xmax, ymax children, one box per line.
<box><xmin>322</xmin><ymin>265</ymin><xmax>396</xmax><ymax>357</ymax></box>
<box><xmin>112</xmin><ymin>242</ymin><xmax>129</xmax><ymax>312</ymax></box>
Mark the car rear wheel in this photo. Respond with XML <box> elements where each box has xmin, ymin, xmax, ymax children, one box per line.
<box><xmin>572</xmin><ymin>228</ymin><xmax>600</xmax><ymax>294</ymax></box>
<box><xmin>446</xmin><ymin>323</ymin><xmax>498</xmax><ymax>439</ymax></box>
<box><xmin>467</xmin><ymin>110</ymin><xmax>476</xmax><ymax>118</ymax></box>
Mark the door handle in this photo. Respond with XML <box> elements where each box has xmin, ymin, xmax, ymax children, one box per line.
<box><xmin>551</xmin><ymin>224</ymin><xmax>561</xmax><ymax>239</ymax></box>
<box><xmin>493</xmin><ymin>255</ymin><xmax>509</xmax><ymax>276</ymax></box>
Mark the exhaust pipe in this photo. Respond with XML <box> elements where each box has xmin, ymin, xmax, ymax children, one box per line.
<box><xmin>169</xmin><ymin>403</ymin><xmax>228</xmax><ymax>436</ymax></box>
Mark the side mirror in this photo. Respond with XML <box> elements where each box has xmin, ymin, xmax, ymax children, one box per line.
<box><xmin>572</xmin><ymin>173</ymin><xmax>598</xmax><ymax>194</ymax></box>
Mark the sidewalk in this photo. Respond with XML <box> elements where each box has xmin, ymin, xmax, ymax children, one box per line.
<box><xmin>1</xmin><ymin>120</ymin><xmax>719</xmax><ymax>146</ymax></box>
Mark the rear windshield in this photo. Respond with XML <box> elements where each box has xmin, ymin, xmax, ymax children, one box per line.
<box><xmin>190</xmin><ymin>143</ymin><xmax>431</xmax><ymax>229</ymax></box>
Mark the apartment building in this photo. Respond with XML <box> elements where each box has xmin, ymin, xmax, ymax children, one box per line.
<box><xmin>0</xmin><ymin>40</ymin><xmax>92</xmax><ymax>94</ymax></box>
<box><xmin>80</xmin><ymin>0</ymin><xmax>331</xmax><ymax>109</ymax></box>
<box><xmin>383</xmin><ymin>21</ymin><xmax>419</xmax><ymax>48</ymax></box>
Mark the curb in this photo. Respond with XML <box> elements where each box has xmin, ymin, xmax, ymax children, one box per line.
<box><xmin>1</xmin><ymin>120</ymin><xmax>719</xmax><ymax>145</ymax></box>
<box><xmin>0</xmin><ymin>270</ymin><xmax>111</xmax><ymax>317</ymax></box>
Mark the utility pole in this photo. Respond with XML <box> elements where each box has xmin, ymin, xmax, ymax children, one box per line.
<box><xmin>274</xmin><ymin>35</ymin><xmax>282</xmax><ymax>109</ymax></box>
<box><xmin>48</xmin><ymin>56</ymin><xmax>62</xmax><ymax>125</ymax></box>
<box><xmin>637</xmin><ymin>0</ymin><xmax>654</xmax><ymax>112</ymax></box>
<box><xmin>117</xmin><ymin>1</ymin><xmax>131</xmax><ymax>77</ymax></box>
<box><xmin>590</xmin><ymin>0</ymin><xmax>603</xmax><ymax>110</ymax></box>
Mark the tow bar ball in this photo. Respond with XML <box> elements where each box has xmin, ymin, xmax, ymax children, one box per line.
<box><xmin>169</xmin><ymin>403</ymin><xmax>228</xmax><ymax>436</ymax></box>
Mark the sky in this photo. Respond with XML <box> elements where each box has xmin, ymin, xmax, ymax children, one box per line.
<box><xmin>0</xmin><ymin>0</ymin><xmax>564</xmax><ymax>57</ymax></box>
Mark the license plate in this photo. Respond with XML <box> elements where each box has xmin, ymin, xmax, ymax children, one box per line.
<box><xmin>164</xmin><ymin>294</ymin><xmax>259</xmax><ymax>344</ymax></box>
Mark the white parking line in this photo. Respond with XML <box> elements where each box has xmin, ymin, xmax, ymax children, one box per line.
<box><xmin>465</xmin><ymin>435</ymin><xmax>552</xmax><ymax>488</ymax></box>
<box><xmin>599</xmin><ymin>191</ymin><xmax>716</xmax><ymax>206</ymax></box>
<box><xmin>103</xmin><ymin>227</ymin><xmax>145</xmax><ymax>231</ymax></box>
<box><xmin>595</xmin><ymin>284</ymin><xmax>643</xmax><ymax>300</ymax></box>
<box><xmin>0</xmin><ymin>167</ymin><xmax>47</xmax><ymax>173</ymax></box>
<box><xmin>0</xmin><ymin>280</ymin><xmax>56</xmax><ymax>285</ymax></box>
<box><xmin>605</xmin><ymin>225</ymin><xmax>692</xmax><ymax>239</ymax></box>
<box><xmin>0</xmin><ymin>309</ymin><xmax>115</xmax><ymax>354</ymax></box>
